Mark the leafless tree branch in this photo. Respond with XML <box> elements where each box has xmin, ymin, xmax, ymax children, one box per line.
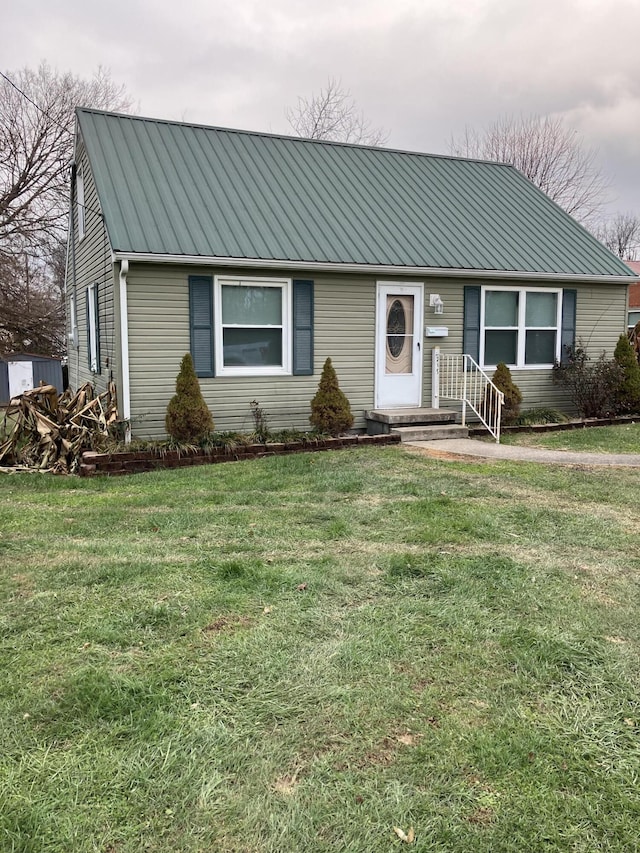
<box><xmin>593</xmin><ymin>212</ymin><xmax>640</xmax><ymax>260</ymax></box>
<box><xmin>449</xmin><ymin>114</ymin><xmax>607</xmax><ymax>225</ymax></box>
<box><xmin>0</xmin><ymin>61</ymin><xmax>133</xmax><ymax>259</ymax></box>
<box><xmin>0</xmin><ymin>62</ymin><xmax>133</xmax><ymax>357</ymax></box>
<box><xmin>0</xmin><ymin>253</ymin><xmax>65</xmax><ymax>356</ymax></box>
<box><xmin>286</xmin><ymin>78</ymin><xmax>388</xmax><ymax>147</ymax></box>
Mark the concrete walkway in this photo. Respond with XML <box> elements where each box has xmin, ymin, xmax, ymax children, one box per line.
<box><xmin>405</xmin><ymin>438</ymin><xmax>640</xmax><ymax>467</ymax></box>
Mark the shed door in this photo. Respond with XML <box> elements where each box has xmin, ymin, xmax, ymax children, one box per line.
<box><xmin>8</xmin><ymin>361</ymin><xmax>33</xmax><ymax>399</ymax></box>
<box><xmin>375</xmin><ymin>283</ymin><xmax>423</xmax><ymax>408</ymax></box>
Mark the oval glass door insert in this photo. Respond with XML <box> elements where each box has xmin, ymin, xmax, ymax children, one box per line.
<box><xmin>386</xmin><ymin>295</ymin><xmax>414</xmax><ymax>374</ymax></box>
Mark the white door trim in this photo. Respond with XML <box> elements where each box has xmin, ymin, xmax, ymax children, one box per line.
<box><xmin>375</xmin><ymin>281</ymin><xmax>424</xmax><ymax>409</ymax></box>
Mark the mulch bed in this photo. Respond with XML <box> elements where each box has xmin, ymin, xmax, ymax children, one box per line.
<box><xmin>79</xmin><ymin>433</ymin><xmax>400</xmax><ymax>476</ymax></box>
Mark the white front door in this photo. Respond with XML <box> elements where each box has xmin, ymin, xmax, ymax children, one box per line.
<box><xmin>375</xmin><ymin>282</ymin><xmax>423</xmax><ymax>408</ymax></box>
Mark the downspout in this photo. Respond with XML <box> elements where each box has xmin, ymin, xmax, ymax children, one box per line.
<box><xmin>69</xmin><ymin>164</ymin><xmax>80</xmax><ymax>383</ymax></box>
<box><xmin>119</xmin><ymin>259</ymin><xmax>131</xmax><ymax>443</ymax></box>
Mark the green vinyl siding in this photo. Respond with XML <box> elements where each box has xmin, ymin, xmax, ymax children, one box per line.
<box><xmin>421</xmin><ymin>278</ymin><xmax>627</xmax><ymax>419</ymax></box>
<box><xmin>65</xmin><ymin>138</ymin><xmax>116</xmax><ymax>394</ymax></box>
<box><xmin>122</xmin><ymin>265</ymin><xmax>629</xmax><ymax>439</ymax></box>
<box><xmin>125</xmin><ymin>266</ymin><xmax>375</xmax><ymax>438</ymax></box>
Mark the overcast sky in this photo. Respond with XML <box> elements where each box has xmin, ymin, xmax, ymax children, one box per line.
<box><xmin>3</xmin><ymin>0</ymin><xmax>639</xmax><ymax>219</ymax></box>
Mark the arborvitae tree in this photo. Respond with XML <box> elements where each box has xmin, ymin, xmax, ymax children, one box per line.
<box><xmin>165</xmin><ymin>353</ymin><xmax>213</xmax><ymax>442</ymax></box>
<box><xmin>310</xmin><ymin>358</ymin><xmax>354</xmax><ymax>436</ymax></box>
<box><xmin>613</xmin><ymin>334</ymin><xmax>640</xmax><ymax>413</ymax></box>
<box><xmin>491</xmin><ymin>362</ymin><xmax>523</xmax><ymax>424</ymax></box>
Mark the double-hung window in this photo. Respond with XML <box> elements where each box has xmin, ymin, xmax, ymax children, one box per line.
<box><xmin>214</xmin><ymin>277</ymin><xmax>291</xmax><ymax>376</ymax></box>
<box><xmin>481</xmin><ymin>286</ymin><xmax>562</xmax><ymax>368</ymax></box>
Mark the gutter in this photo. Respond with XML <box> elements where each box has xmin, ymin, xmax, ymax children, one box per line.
<box><xmin>118</xmin><ymin>259</ymin><xmax>131</xmax><ymax>443</ymax></box>
<box><xmin>112</xmin><ymin>252</ymin><xmax>638</xmax><ymax>285</ymax></box>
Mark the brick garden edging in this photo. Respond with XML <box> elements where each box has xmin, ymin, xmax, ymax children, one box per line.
<box><xmin>79</xmin><ymin>433</ymin><xmax>401</xmax><ymax>476</ymax></box>
<box><xmin>469</xmin><ymin>414</ymin><xmax>638</xmax><ymax>438</ymax></box>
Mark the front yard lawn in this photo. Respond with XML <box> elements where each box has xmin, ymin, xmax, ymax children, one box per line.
<box><xmin>502</xmin><ymin>422</ymin><xmax>640</xmax><ymax>454</ymax></box>
<box><xmin>1</xmin><ymin>448</ymin><xmax>639</xmax><ymax>851</ymax></box>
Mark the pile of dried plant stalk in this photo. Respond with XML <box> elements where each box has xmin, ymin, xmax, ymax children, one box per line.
<box><xmin>0</xmin><ymin>381</ymin><xmax>118</xmax><ymax>473</ymax></box>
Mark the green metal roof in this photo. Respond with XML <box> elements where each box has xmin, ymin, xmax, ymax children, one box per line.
<box><xmin>77</xmin><ymin>108</ymin><xmax>634</xmax><ymax>278</ymax></box>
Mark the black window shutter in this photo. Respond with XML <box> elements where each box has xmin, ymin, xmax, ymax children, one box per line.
<box><xmin>293</xmin><ymin>279</ymin><xmax>314</xmax><ymax>375</ymax></box>
<box><xmin>561</xmin><ymin>289</ymin><xmax>577</xmax><ymax>365</ymax></box>
<box><xmin>189</xmin><ymin>276</ymin><xmax>214</xmax><ymax>377</ymax></box>
<box><xmin>463</xmin><ymin>285</ymin><xmax>481</xmax><ymax>363</ymax></box>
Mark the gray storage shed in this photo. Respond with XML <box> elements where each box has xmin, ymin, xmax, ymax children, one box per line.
<box><xmin>0</xmin><ymin>353</ymin><xmax>64</xmax><ymax>404</ymax></box>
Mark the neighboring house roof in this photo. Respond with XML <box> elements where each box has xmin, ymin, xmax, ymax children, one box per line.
<box><xmin>626</xmin><ymin>261</ymin><xmax>640</xmax><ymax>308</ymax></box>
<box><xmin>76</xmin><ymin>108</ymin><xmax>634</xmax><ymax>279</ymax></box>
<box><xmin>0</xmin><ymin>353</ymin><xmax>61</xmax><ymax>362</ymax></box>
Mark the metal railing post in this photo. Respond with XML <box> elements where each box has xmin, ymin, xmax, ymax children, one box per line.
<box><xmin>461</xmin><ymin>355</ymin><xmax>467</xmax><ymax>427</ymax></box>
<box><xmin>432</xmin><ymin>346</ymin><xmax>440</xmax><ymax>409</ymax></box>
<box><xmin>495</xmin><ymin>392</ymin><xmax>504</xmax><ymax>443</ymax></box>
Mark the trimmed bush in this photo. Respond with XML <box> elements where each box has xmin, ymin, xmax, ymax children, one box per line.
<box><xmin>491</xmin><ymin>362</ymin><xmax>522</xmax><ymax>424</ymax></box>
<box><xmin>310</xmin><ymin>358</ymin><xmax>354</xmax><ymax>436</ymax></box>
<box><xmin>165</xmin><ymin>353</ymin><xmax>214</xmax><ymax>442</ymax></box>
<box><xmin>613</xmin><ymin>334</ymin><xmax>640</xmax><ymax>413</ymax></box>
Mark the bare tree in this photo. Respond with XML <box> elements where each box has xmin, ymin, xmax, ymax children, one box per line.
<box><xmin>0</xmin><ymin>253</ymin><xmax>65</xmax><ymax>356</ymax></box>
<box><xmin>0</xmin><ymin>62</ymin><xmax>133</xmax><ymax>259</ymax></box>
<box><xmin>449</xmin><ymin>115</ymin><xmax>607</xmax><ymax>225</ymax></box>
<box><xmin>594</xmin><ymin>213</ymin><xmax>640</xmax><ymax>260</ymax></box>
<box><xmin>286</xmin><ymin>78</ymin><xmax>388</xmax><ymax>146</ymax></box>
<box><xmin>0</xmin><ymin>62</ymin><xmax>133</xmax><ymax>356</ymax></box>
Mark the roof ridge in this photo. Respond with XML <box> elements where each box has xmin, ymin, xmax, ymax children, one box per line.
<box><xmin>75</xmin><ymin>107</ymin><xmax>515</xmax><ymax>168</ymax></box>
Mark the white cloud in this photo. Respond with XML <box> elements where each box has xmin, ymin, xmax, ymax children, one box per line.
<box><xmin>2</xmin><ymin>0</ymin><xmax>639</xmax><ymax>213</ymax></box>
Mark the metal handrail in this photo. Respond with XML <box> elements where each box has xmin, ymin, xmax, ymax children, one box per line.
<box><xmin>432</xmin><ymin>347</ymin><xmax>505</xmax><ymax>442</ymax></box>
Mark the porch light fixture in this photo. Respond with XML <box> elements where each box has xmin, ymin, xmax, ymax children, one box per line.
<box><xmin>430</xmin><ymin>294</ymin><xmax>444</xmax><ymax>315</ymax></box>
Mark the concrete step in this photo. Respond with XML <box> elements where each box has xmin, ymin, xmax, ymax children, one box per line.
<box><xmin>391</xmin><ymin>424</ymin><xmax>470</xmax><ymax>442</ymax></box>
<box><xmin>366</xmin><ymin>408</ymin><xmax>458</xmax><ymax>435</ymax></box>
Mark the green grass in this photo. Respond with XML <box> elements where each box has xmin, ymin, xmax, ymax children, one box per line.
<box><xmin>502</xmin><ymin>422</ymin><xmax>640</xmax><ymax>454</ymax></box>
<box><xmin>1</xmin><ymin>448</ymin><xmax>639</xmax><ymax>852</ymax></box>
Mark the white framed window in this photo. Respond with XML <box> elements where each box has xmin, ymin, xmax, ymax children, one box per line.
<box><xmin>86</xmin><ymin>283</ymin><xmax>100</xmax><ymax>372</ymax></box>
<box><xmin>480</xmin><ymin>285</ymin><xmax>562</xmax><ymax>368</ymax></box>
<box><xmin>629</xmin><ymin>310</ymin><xmax>640</xmax><ymax>329</ymax></box>
<box><xmin>214</xmin><ymin>276</ymin><xmax>292</xmax><ymax>376</ymax></box>
<box><xmin>77</xmin><ymin>168</ymin><xmax>85</xmax><ymax>240</ymax></box>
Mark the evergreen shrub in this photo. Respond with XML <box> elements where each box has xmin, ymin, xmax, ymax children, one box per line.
<box><xmin>310</xmin><ymin>358</ymin><xmax>354</xmax><ymax>436</ymax></box>
<box><xmin>165</xmin><ymin>353</ymin><xmax>214</xmax><ymax>442</ymax></box>
<box><xmin>613</xmin><ymin>334</ymin><xmax>640</xmax><ymax>413</ymax></box>
<box><xmin>491</xmin><ymin>362</ymin><xmax>522</xmax><ymax>424</ymax></box>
